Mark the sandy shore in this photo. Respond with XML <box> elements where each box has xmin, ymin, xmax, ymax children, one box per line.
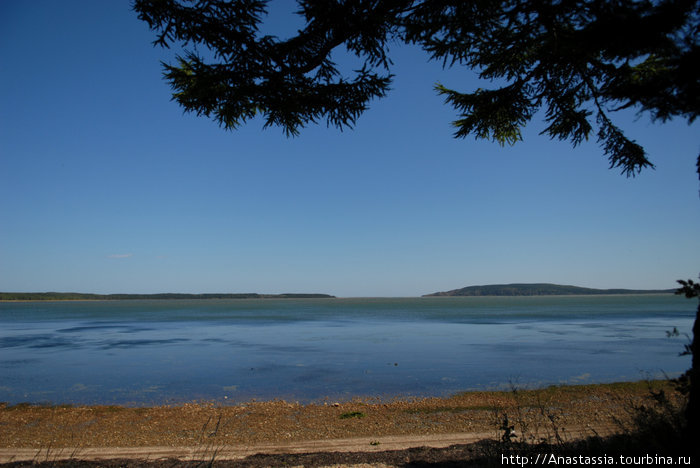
<box><xmin>0</xmin><ymin>381</ymin><xmax>678</xmax><ymax>464</ymax></box>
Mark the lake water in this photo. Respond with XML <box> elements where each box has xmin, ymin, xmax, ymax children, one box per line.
<box><xmin>0</xmin><ymin>295</ymin><xmax>695</xmax><ymax>406</ymax></box>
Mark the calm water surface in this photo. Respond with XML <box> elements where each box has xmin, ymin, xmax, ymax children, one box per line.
<box><xmin>0</xmin><ymin>295</ymin><xmax>694</xmax><ymax>405</ymax></box>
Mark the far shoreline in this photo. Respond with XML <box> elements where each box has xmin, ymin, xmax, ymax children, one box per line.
<box><xmin>0</xmin><ymin>293</ymin><xmax>679</xmax><ymax>303</ymax></box>
<box><xmin>0</xmin><ymin>293</ymin><xmax>336</xmax><ymax>302</ymax></box>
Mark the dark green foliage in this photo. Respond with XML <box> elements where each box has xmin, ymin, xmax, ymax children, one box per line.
<box><xmin>596</xmin><ymin>113</ymin><xmax>649</xmax><ymax>177</ymax></box>
<box><xmin>0</xmin><ymin>292</ymin><xmax>107</xmax><ymax>301</ymax></box>
<box><xmin>677</xmin><ymin>279</ymin><xmax>700</xmax><ymax>299</ymax></box>
<box><xmin>403</xmin><ymin>0</ymin><xmax>699</xmax><ymax>176</ymax></box>
<box><xmin>133</xmin><ymin>0</ymin><xmax>402</xmax><ymax>136</ymax></box>
<box><xmin>499</xmin><ymin>414</ymin><xmax>517</xmax><ymax>443</ymax></box>
<box><xmin>625</xmin><ymin>388</ymin><xmax>686</xmax><ymax>452</ymax></box>
<box><xmin>134</xmin><ymin>0</ymin><xmax>699</xmax><ymax>177</ymax></box>
<box><xmin>675</xmin><ymin>279</ymin><xmax>700</xmax><ymax>444</ymax></box>
<box><xmin>339</xmin><ymin>411</ymin><xmax>365</xmax><ymax>419</ymax></box>
<box><xmin>436</xmin><ymin>82</ymin><xmax>534</xmax><ymax>145</ymax></box>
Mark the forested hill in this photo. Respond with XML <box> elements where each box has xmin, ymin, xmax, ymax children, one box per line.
<box><xmin>423</xmin><ymin>283</ymin><xmax>675</xmax><ymax>297</ymax></box>
<box><xmin>0</xmin><ymin>292</ymin><xmax>335</xmax><ymax>301</ymax></box>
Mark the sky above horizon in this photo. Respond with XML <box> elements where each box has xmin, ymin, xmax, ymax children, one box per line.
<box><xmin>1</xmin><ymin>0</ymin><xmax>699</xmax><ymax>297</ymax></box>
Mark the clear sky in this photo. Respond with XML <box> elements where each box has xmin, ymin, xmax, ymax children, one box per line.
<box><xmin>1</xmin><ymin>0</ymin><xmax>698</xmax><ymax>297</ymax></box>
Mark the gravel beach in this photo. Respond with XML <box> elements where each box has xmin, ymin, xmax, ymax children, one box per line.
<box><xmin>0</xmin><ymin>380</ymin><xmax>680</xmax><ymax>466</ymax></box>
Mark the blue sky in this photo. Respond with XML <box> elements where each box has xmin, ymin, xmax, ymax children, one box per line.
<box><xmin>1</xmin><ymin>0</ymin><xmax>698</xmax><ymax>297</ymax></box>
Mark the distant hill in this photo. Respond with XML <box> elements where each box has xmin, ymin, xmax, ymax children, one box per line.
<box><xmin>0</xmin><ymin>292</ymin><xmax>335</xmax><ymax>301</ymax></box>
<box><xmin>423</xmin><ymin>283</ymin><xmax>675</xmax><ymax>297</ymax></box>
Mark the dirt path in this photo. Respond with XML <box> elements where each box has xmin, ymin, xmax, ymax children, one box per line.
<box><xmin>0</xmin><ymin>432</ymin><xmax>494</xmax><ymax>462</ymax></box>
<box><xmin>0</xmin><ymin>426</ymin><xmax>625</xmax><ymax>464</ymax></box>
